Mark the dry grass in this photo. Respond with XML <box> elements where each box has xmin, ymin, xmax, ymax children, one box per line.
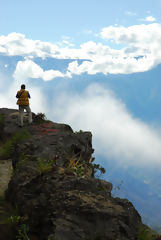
<box><xmin>0</xmin><ymin>160</ymin><xmax>12</xmax><ymax>197</ymax></box>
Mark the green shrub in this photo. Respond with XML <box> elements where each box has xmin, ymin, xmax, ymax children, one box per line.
<box><xmin>12</xmin><ymin>130</ymin><xmax>31</xmax><ymax>142</ymax></box>
<box><xmin>16</xmin><ymin>224</ymin><xmax>30</xmax><ymax>240</ymax></box>
<box><xmin>14</xmin><ymin>153</ymin><xmax>30</xmax><ymax>172</ymax></box>
<box><xmin>139</xmin><ymin>224</ymin><xmax>158</xmax><ymax>240</ymax></box>
<box><xmin>37</xmin><ymin>157</ymin><xmax>55</xmax><ymax>174</ymax></box>
<box><xmin>92</xmin><ymin>163</ymin><xmax>106</xmax><ymax>178</ymax></box>
<box><xmin>34</xmin><ymin>113</ymin><xmax>50</xmax><ymax>124</ymax></box>
<box><xmin>70</xmin><ymin>163</ymin><xmax>85</xmax><ymax>176</ymax></box>
<box><xmin>18</xmin><ymin>152</ymin><xmax>28</xmax><ymax>162</ymax></box>
<box><xmin>8</xmin><ymin>215</ymin><xmax>22</xmax><ymax>224</ymax></box>
<box><xmin>0</xmin><ymin>130</ymin><xmax>31</xmax><ymax>159</ymax></box>
<box><xmin>68</xmin><ymin>155</ymin><xmax>86</xmax><ymax>177</ymax></box>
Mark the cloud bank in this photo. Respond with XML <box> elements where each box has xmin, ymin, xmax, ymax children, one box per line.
<box><xmin>52</xmin><ymin>84</ymin><xmax>161</xmax><ymax>168</ymax></box>
<box><xmin>0</xmin><ymin>22</ymin><xmax>161</xmax><ymax>76</ymax></box>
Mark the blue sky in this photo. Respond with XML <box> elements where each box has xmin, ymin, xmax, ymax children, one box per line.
<box><xmin>0</xmin><ymin>0</ymin><xmax>161</xmax><ymax>45</ymax></box>
<box><xmin>1</xmin><ymin>0</ymin><xmax>161</xmax><ymax>226</ymax></box>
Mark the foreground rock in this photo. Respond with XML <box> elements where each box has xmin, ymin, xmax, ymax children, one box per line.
<box><xmin>0</xmin><ymin>108</ymin><xmax>142</xmax><ymax>240</ymax></box>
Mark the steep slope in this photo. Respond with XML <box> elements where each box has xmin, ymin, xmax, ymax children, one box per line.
<box><xmin>0</xmin><ymin>108</ymin><xmax>157</xmax><ymax>240</ymax></box>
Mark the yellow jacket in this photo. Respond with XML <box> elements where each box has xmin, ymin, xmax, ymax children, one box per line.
<box><xmin>16</xmin><ymin>89</ymin><xmax>30</xmax><ymax>106</ymax></box>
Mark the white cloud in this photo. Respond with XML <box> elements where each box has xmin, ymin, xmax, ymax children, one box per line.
<box><xmin>52</xmin><ymin>84</ymin><xmax>161</xmax><ymax>168</ymax></box>
<box><xmin>0</xmin><ymin>70</ymin><xmax>47</xmax><ymax>114</ymax></box>
<box><xmin>55</xmin><ymin>23</ymin><xmax>161</xmax><ymax>75</ymax></box>
<box><xmin>0</xmin><ymin>32</ymin><xmax>82</xmax><ymax>59</ymax></box>
<box><xmin>13</xmin><ymin>59</ymin><xmax>68</xmax><ymax>81</ymax></box>
<box><xmin>100</xmin><ymin>23</ymin><xmax>160</xmax><ymax>45</ymax></box>
<box><xmin>0</xmin><ymin>73</ymin><xmax>16</xmax><ymax>109</ymax></box>
<box><xmin>62</xmin><ymin>40</ymin><xmax>74</xmax><ymax>47</ymax></box>
<box><xmin>99</xmin><ymin>23</ymin><xmax>161</xmax><ymax>69</ymax></box>
<box><xmin>1</xmin><ymin>24</ymin><xmax>161</xmax><ymax>76</ymax></box>
<box><xmin>0</xmin><ymin>32</ymin><xmax>60</xmax><ymax>58</ymax></box>
<box><xmin>67</xmin><ymin>54</ymin><xmax>153</xmax><ymax>75</ymax></box>
<box><xmin>0</xmin><ymin>85</ymin><xmax>47</xmax><ymax>114</ymax></box>
<box><xmin>57</xmin><ymin>37</ymin><xmax>75</xmax><ymax>48</ymax></box>
<box><xmin>140</xmin><ymin>16</ymin><xmax>156</xmax><ymax>22</ymax></box>
<box><xmin>28</xmin><ymin>87</ymin><xmax>47</xmax><ymax>113</ymax></box>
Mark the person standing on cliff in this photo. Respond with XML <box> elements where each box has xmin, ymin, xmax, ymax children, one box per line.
<box><xmin>16</xmin><ymin>84</ymin><xmax>32</xmax><ymax>127</ymax></box>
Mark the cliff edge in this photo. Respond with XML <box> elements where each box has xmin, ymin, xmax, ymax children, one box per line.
<box><xmin>0</xmin><ymin>108</ymin><xmax>145</xmax><ymax>240</ymax></box>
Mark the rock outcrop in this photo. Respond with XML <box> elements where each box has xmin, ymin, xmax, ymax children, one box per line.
<box><xmin>0</xmin><ymin>108</ymin><xmax>143</xmax><ymax>240</ymax></box>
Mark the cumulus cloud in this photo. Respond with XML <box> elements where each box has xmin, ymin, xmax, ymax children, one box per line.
<box><xmin>0</xmin><ymin>32</ymin><xmax>61</xmax><ymax>58</ymax></box>
<box><xmin>13</xmin><ymin>59</ymin><xmax>68</xmax><ymax>81</ymax></box>
<box><xmin>52</xmin><ymin>84</ymin><xmax>161</xmax><ymax>168</ymax></box>
<box><xmin>1</xmin><ymin>23</ymin><xmax>161</xmax><ymax>76</ymax></box>
<box><xmin>0</xmin><ymin>32</ymin><xmax>83</xmax><ymax>59</ymax></box>
<box><xmin>99</xmin><ymin>23</ymin><xmax>161</xmax><ymax>67</ymax></box>
<box><xmin>67</xmin><ymin>54</ymin><xmax>153</xmax><ymax>75</ymax></box>
<box><xmin>140</xmin><ymin>16</ymin><xmax>156</xmax><ymax>22</ymax></box>
<box><xmin>100</xmin><ymin>23</ymin><xmax>160</xmax><ymax>45</ymax></box>
<box><xmin>61</xmin><ymin>23</ymin><xmax>161</xmax><ymax>75</ymax></box>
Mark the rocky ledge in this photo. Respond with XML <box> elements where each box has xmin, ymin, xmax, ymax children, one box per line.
<box><xmin>0</xmin><ymin>108</ymin><xmax>144</xmax><ymax>240</ymax></box>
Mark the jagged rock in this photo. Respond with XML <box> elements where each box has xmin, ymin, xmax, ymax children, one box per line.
<box><xmin>0</xmin><ymin>108</ymin><xmax>142</xmax><ymax>240</ymax></box>
<box><xmin>7</xmin><ymin>169</ymin><xmax>141</xmax><ymax>240</ymax></box>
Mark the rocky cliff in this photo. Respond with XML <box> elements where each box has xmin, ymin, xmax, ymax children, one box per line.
<box><xmin>0</xmin><ymin>108</ymin><xmax>150</xmax><ymax>240</ymax></box>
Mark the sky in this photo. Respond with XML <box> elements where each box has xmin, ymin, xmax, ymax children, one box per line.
<box><xmin>1</xmin><ymin>0</ymin><xmax>161</xmax><ymax>45</ymax></box>
<box><xmin>1</xmin><ymin>0</ymin><xmax>161</xmax><ymax>224</ymax></box>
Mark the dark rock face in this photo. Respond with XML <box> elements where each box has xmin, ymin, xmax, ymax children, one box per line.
<box><xmin>0</xmin><ymin>108</ymin><xmax>142</xmax><ymax>240</ymax></box>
